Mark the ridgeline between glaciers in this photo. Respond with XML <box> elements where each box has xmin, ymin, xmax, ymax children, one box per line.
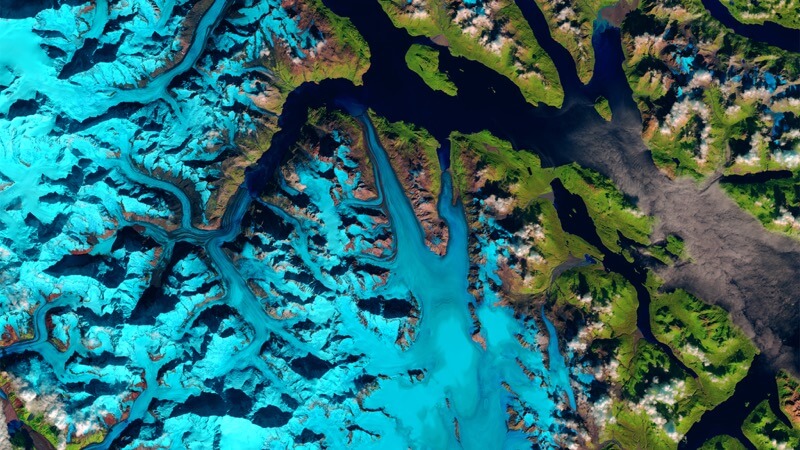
<box><xmin>1</xmin><ymin>0</ymin><xmax>798</xmax><ymax>447</ymax></box>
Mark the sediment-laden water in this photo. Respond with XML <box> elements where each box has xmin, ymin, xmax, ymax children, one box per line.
<box><xmin>1</xmin><ymin>0</ymin><xmax>799</xmax><ymax>448</ymax></box>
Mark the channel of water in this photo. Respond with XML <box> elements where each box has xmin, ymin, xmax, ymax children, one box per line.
<box><xmin>2</xmin><ymin>0</ymin><xmax>798</xmax><ymax>447</ymax></box>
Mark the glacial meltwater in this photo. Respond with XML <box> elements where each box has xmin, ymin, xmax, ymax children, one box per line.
<box><xmin>352</xmin><ymin>113</ymin><xmax>578</xmax><ymax>449</ymax></box>
<box><xmin>0</xmin><ymin>3</ymin><xmax>580</xmax><ymax>445</ymax></box>
<box><xmin>7</xmin><ymin>0</ymin><xmax>797</xmax><ymax>448</ymax></box>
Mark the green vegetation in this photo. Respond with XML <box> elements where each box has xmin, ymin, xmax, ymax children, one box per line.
<box><xmin>270</xmin><ymin>0</ymin><xmax>371</xmax><ymax>108</ymax></box>
<box><xmin>722</xmin><ymin>172</ymin><xmax>800</xmax><ymax>239</ymax></box>
<box><xmin>559</xmin><ymin>165</ymin><xmax>654</xmax><ymax>254</ymax></box>
<box><xmin>721</xmin><ymin>0</ymin><xmax>800</xmax><ymax>29</ymax></box>
<box><xmin>646</xmin><ymin>121</ymin><xmax>709</xmax><ymax>180</ymax></box>
<box><xmin>648</xmin><ymin>86</ymin><xmax>761</xmax><ymax>178</ymax></box>
<box><xmin>551</xmin><ymin>269</ymin><xmax>759</xmax><ymax>445</ymax></box>
<box><xmin>378</xmin><ymin>0</ymin><xmax>564</xmax><ymax>107</ymax></box>
<box><xmin>552</xmin><ymin>267</ymin><xmax>638</xmax><ymax>338</ymax></box>
<box><xmin>664</xmin><ymin>86</ymin><xmax>752</xmax><ymax>176</ymax></box>
<box><xmin>450</xmin><ymin>130</ymin><xmax>652</xmax><ymax>257</ymax></box>
<box><xmin>650</xmin><ymin>289</ymin><xmax>758</xmax><ymax>405</ymax></box>
<box><xmin>664</xmin><ymin>234</ymin><xmax>685</xmax><ymax>259</ymax></box>
<box><xmin>217</xmin><ymin>0</ymin><xmax>371</xmax><ymax>225</ymax></box>
<box><xmin>602</xmin><ymin>332</ymin><xmax>702</xmax><ymax>444</ymax></box>
<box><xmin>742</xmin><ymin>400</ymin><xmax>800</xmax><ymax>449</ymax></box>
<box><xmin>208</xmin><ymin>123</ymin><xmax>277</xmax><ymax>225</ymax></box>
<box><xmin>635</xmin><ymin>340</ymin><xmax>708</xmax><ymax>429</ymax></box>
<box><xmin>65</xmin><ymin>430</ymin><xmax>107</xmax><ymax>450</ymax></box>
<box><xmin>308</xmin><ymin>0</ymin><xmax>371</xmax><ymax>82</ymax></box>
<box><xmin>704</xmin><ymin>88</ymin><xmax>768</xmax><ymax>175</ymax></box>
<box><xmin>450</xmin><ymin>131</ymin><xmax>598</xmax><ymax>293</ymax></box>
<box><xmin>307</xmin><ymin>107</ymin><xmax>366</xmax><ymax>148</ymax></box>
<box><xmin>699</xmin><ymin>435</ymin><xmax>747</xmax><ymax>450</ymax></box>
<box><xmin>1</xmin><ymin>373</ymin><xmax>59</xmax><ymax>449</ymax></box>
<box><xmin>621</xmin><ymin>0</ymin><xmax>800</xmax><ymax>179</ymax></box>
<box><xmin>449</xmin><ymin>131</ymin><xmax>599</xmax><ymax>293</ymax></box>
<box><xmin>603</xmin><ymin>401</ymin><xmax>679</xmax><ymax>449</ymax></box>
<box><xmin>595</xmin><ymin>281</ymin><xmax>758</xmax><ymax>441</ymax></box>
<box><xmin>369</xmin><ymin>111</ymin><xmax>442</xmax><ymax>196</ymax></box>
<box><xmin>776</xmin><ymin>370</ymin><xmax>800</xmax><ymax>429</ymax></box>
<box><xmin>405</xmin><ymin>44</ymin><xmax>458</xmax><ymax>96</ymax></box>
<box><xmin>559</xmin><ymin>274</ymin><xmax>758</xmax><ymax>447</ymax></box>
<box><xmin>622</xmin><ymin>0</ymin><xmax>800</xmax><ymax>87</ymax></box>
<box><xmin>648</xmin><ymin>234</ymin><xmax>687</xmax><ymax>264</ymax></box>
<box><xmin>309</xmin><ymin>0</ymin><xmax>372</xmax><ymax>63</ymax></box>
<box><xmin>534</xmin><ymin>0</ymin><xmax>618</xmax><ymax>82</ymax></box>
<box><xmin>645</xmin><ymin>83</ymin><xmax>795</xmax><ymax>178</ymax></box>
<box><xmin>449</xmin><ymin>129</ymin><xmax>763</xmax><ymax>445</ymax></box>
<box><xmin>549</xmin><ymin>267</ymin><xmax>698</xmax><ymax>447</ymax></box>
<box><xmin>594</xmin><ymin>95</ymin><xmax>612</xmax><ymax>121</ymax></box>
<box><xmin>450</xmin><ymin>130</ymin><xmax>556</xmax><ymax>207</ymax></box>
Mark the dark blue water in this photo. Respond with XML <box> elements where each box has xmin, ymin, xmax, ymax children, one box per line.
<box><xmin>513</xmin><ymin>0</ymin><xmax>584</xmax><ymax>103</ymax></box>
<box><xmin>549</xmin><ymin>179</ymin><xmax>697</xmax><ymax>377</ymax></box>
<box><xmin>253</xmin><ymin>0</ymin><xmax>622</xmax><ymax>180</ymax></box>
<box><xmin>252</xmin><ymin>1</ymin><xmax>799</xmax><ymax>448</ymax></box>
<box><xmin>701</xmin><ymin>0</ymin><xmax>800</xmax><ymax>52</ymax></box>
<box><xmin>3</xmin><ymin>0</ymin><xmax>794</xmax><ymax>447</ymax></box>
<box><xmin>680</xmin><ymin>355</ymin><xmax>791</xmax><ymax>449</ymax></box>
<box><xmin>721</xmin><ymin>169</ymin><xmax>794</xmax><ymax>184</ymax></box>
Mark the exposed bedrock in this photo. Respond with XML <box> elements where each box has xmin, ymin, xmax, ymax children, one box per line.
<box><xmin>312</xmin><ymin>0</ymin><xmax>799</xmax><ymax>373</ymax></box>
